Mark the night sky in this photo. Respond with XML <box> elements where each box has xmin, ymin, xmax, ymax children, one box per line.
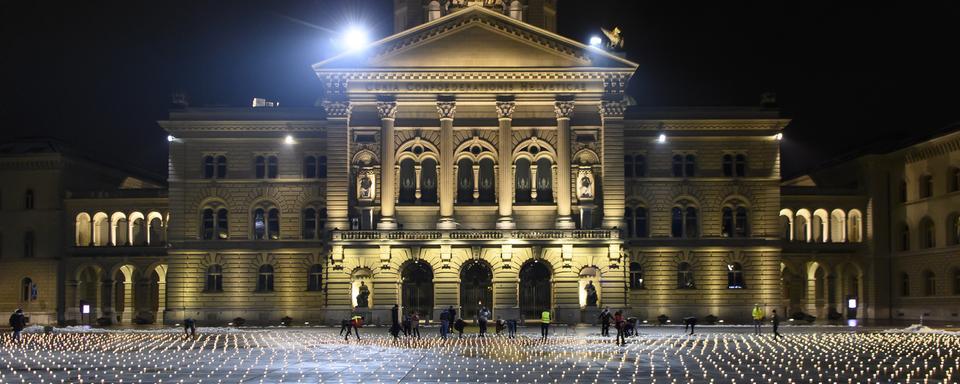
<box><xmin>2</xmin><ymin>1</ymin><xmax>958</xmax><ymax>178</ymax></box>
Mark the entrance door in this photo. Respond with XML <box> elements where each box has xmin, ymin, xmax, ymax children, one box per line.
<box><xmin>401</xmin><ymin>261</ymin><xmax>434</xmax><ymax>320</ymax></box>
<box><xmin>460</xmin><ymin>260</ymin><xmax>493</xmax><ymax>320</ymax></box>
<box><xmin>519</xmin><ymin>260</ymin><xmax>551</xmax><ymax>319</ymax></box>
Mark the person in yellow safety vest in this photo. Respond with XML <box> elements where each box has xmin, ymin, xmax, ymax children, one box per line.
<box><xmin>540</xmin><ymin>309</ymin><xmax>551</xmax><ymax>341</ymax></box>
<box><xmin>752</xmin><ymin>304</ymin><xmax>764</xmax><ymax>335</ymax></box>
<box><xmin>347</xmin><ymin>310</ymin><xmax>362</xmax><ymax>341</ymax></box>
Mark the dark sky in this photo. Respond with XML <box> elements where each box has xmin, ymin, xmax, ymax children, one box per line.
<box><xmin>3</xmin><ymin>1</ymin><xmax>959</xmax><ymax>178</ymax></box>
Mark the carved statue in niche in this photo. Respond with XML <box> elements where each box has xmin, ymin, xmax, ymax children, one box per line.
<box><xmin>358</xmin><ymin>173</ymin><xmax>374</xmax><ymax>201</ymax></box>
<box><xmin>584</xmin><ymin>281</ymin><xmax>598</xmax><ymax>307</ymax></box>
<box><xmin>356</xmin><ymin>281</ymin><xmax>370</xmax><ymax>308</ymax></box>
<box><xmin>579</xmin><ymin>176</ymin><xmax>593</xmax><ymax>199</ymax></box>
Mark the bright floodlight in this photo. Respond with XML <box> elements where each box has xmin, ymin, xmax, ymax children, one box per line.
<box><xmin>167</xmin><ymin>135</ymin><xmax>175</xmax><ymax>142</ymax></box>
<box><xmin>589</xmin><ymin>36</ymin><xmax>602</xmax><ymax>46</ymax></box>
<box><xmin>657</xmin><ymin>133</ymin><xmax>667</xmax><ymax>143</ymax></box>
<box><xmin>775</xmin><ymin>132</ymin><xmax>784</xmax><ymax>141</ymax></box>
<box><xmin>285</xmin><ymin>135</ymin><xmax>295</xmax><ymax>145</ymax></box>
<box><xmin>343</xmin><ymin>26</ymin><xmax>370</xmax><ymax>50</ymax></box>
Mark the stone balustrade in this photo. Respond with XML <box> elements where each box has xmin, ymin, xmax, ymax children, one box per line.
<box><xmin>332</xmin><ymin>229</ymin><xmax>618</xmax><ymax>242</ymax></box>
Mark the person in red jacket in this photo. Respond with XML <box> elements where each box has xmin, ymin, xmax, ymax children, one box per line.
<box><xmin>613</xmin><ymin>310</ymin><xmax>626</xmax><ymax>346</ymax></box>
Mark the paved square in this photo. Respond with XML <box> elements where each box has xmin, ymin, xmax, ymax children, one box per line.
<box><xmin>0</xmin><ymin>326</ymin><xmax>957</xmax><ymax>383</ymax></box>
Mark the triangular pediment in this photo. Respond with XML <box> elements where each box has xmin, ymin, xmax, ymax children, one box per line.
<box><xmin>313</xmin><ymin>6</ymin><xmax>637</xmax><ymax>71</ymax></box>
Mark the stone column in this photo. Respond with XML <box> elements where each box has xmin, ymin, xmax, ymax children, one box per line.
<box><xmin>437</xmin><ymin>100</ymin><xmax>457</xmax><ymax>229</ymax></box>
<box><xmin>322</xmin><ymin>100</ymin><xmax>352</xmax><ymax>230</ymax></box>
<box><xmin>600</xmin><ymin>100</ymin><xmax>626</xmax><ymax>229</ymax></box>
<box><xmin>554</xmin><ymin>100</ymin><xmax>576</xmax><ymax>229</ymax></box>
<box><xmin>378</xmin><ymin>101</ymin><xmax>399</xmax><ymax>229</ymax></box>
<box><xmin>496</xmin><ymin>101</ymin><xmax>516</xmax><ymax>229</ymax></box>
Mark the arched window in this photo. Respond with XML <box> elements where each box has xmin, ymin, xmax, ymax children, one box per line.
<box><xmin>734</xmin><ymin>154</ymin><xmax>747</xmax><ymax>177</ymax></box>
<box><xmin>23</xmin><ymin>231</ymin><xmax>34</xmax><ymax>258</ymax></box>
<box><xmin>722</xmin><ymin>205</ymin><xmax>750</xmax><ymax>237</ymax></box>
<box><xmin>257</xmin><ymin>265</ymin><xmax>275</xmax><ymax>292</ymax></box>
<box><xmin>478</xmin><ymin>158</ymin><xmax>495</xmax><ymax>203</ymax></box>
<box><xmin>76</xmin><ymin>213</ymin><xmax>92</xmax><ymax>246</ymax></box>
<box><xmin>924</xmin><ymin>270</ymin><xmax>936</xmax><ymax>296</ymax></box>
<box><xmin>252</xmin><ymin>208</ymin><xmax>280</xmax><ymax>240</ymax></box>
<box><xmin>318</xmin><ymin>156</ymin><xmax>327</xmax><ymax>178</ymax></box>
<box><xmin>216</xmin><ymin>155</ymin><xmax>227</xmax><ymax>178</ymax></box>
<box><xmin>304</xmin><ymin>156</ymin><xmax>317</xmax><ymax>178</ymax></box>
<box><xmin>920</xmin><ymin>218</ymin><xmax>935</xmax><ymax>249</ymax></box>
<box><xmin>812</xmin><ymin>210</ymin><xmax>829</xmax><ymax>242</ymax></box>
<box><xmin>255</xmin><ymin>156</ymin><xmax>266</xmax><ymax>179</ymax></box>
<box><xmin>901</xmin><ymin>272</ymin><xmax>910</xmax><ymax>296</ymax></box>
<box><xmin>202</xmin><ymin>207</ymin><xmax>228</xmax><ymax>240</ymax></box>
<box><xmin>624</xmin><ymin>207</ymin><xmax>633</xmax><ymax>238</ymax></box>
<box><xmin>307</xmin><ymin>264</ymin><xmax>323</xmax><ymax>291</ymax></box>
<box><xmin>677</xmin><ymin>262</ymin><xmax>695</xmax><ymax>289</ymax></box>
<box><xmin>420</xmin><ymin>158</ymin><xmax>438</xmax><ymax>203</ymax></box>
<box><xmin>629</xmin><ymin>262</ymin><xmax>644</xmax><ymax>289</ymax></box>
<box><xmin>515</xmin><ymin>158</ymin><xmax>532</xmax><ymax>203</ymax></box>
<box><xmin>671</xmin><ymin>202</ymin><xmax>699</xmax><ymax>238</ymax></box>
<box><xmin>21</xmin><ymin>278</ymin><xmax>33</xmax><ymax>302</ymax></box>
<box><xmin>205</xmin><ymin>265</ymin><xmax>223</xmax><ymax>292</ymax></box>
<box><xmin>900</xmin><ymin>224</ymin><xmax>911</xmax><ymax>251</ymax></box>
<box><xmin>303</xmin><ymin>208</ymin><xmax>317</xmax><ymax>239</ymax></box>
<box><xmin>920</xmin><ymin>174</ymin><xmax>933</xmax><ymax>198</ymax></box>
<box><xmin>779</xmin><ymin>211</ymin><xmax>793</xmax><ymax>241</ymax></box>
<box><xmin>635</xmin><ymin>154</ymin><xmax>646</xmax><ymax>177</ymax></box>
<box><xmin>267</xmin><ymin>156</ymin><xmax>279</xmax><ymax>179</ymax></box>
<box><xmin>950</xmin><ymin>213</ymin><xmax>960</xmax><ymax>246</ymax></box>
<box><xmin>722</xmin><ymin>154</ymin><xmax>733</xmax><ymax>177</ymax></box>
<box><xmin>727</xmin><ymin>263</ymin><xmax>745</xmax><ymax>289</ymax></box>
<box><xmin>398</xmin><ymin>158</ymin><xmax>417</xmax><ymax>203</ymax></box>
<box><xmin>535</xmin><ymin>158</ymin><xmax>553</xmax><ymax>203</ymax></box>
<box><xmin>848</xmin><ymin>210</ymin><xmax>863</xmax><ymax>243</ymax></box>
<box><xmin>830</xmin><ymin>209</ymin><xmax>846</xmax><ymax>243</ymax></box>
<box><xmin>635</xmin><ymin>207</ymin><xmax>648</xmax><ymax>238</ymax></box>
<box><xmin>624</xmin><ymin>155</ymin><xmax>634</xmax><ymax>178</ymax></box>
<box><xmin>203</xmin><ymin>155</ymin><xmax>214</xmax><ymax>179</ymax></box>
<box><xmin>24</xmin><ymin>189</ymin><xmax>34</xmax><ymax>210</ymax></box>
<box><xmin>456</xmin><ymin>158</ymin><xmax>474</xmax><ymax>203</ymax></box>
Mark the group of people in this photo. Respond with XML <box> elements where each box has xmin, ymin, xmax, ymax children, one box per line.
<box><xmin>597</xmin><ymin>307</ymin><xmax>630</xmax><ymax>345</ymax></box>
<box><xmin>752</xmin><ymin>304</ymin><xmax>783</xmax><ymax>338</ymax></box>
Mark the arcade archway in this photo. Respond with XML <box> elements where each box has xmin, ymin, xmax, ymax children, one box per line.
<box><xmin>401</xmin><ymin>260</ymin><xmax>434</xmax><ymax>320</ymax></box>
<box><xmin>460</xmin><ymin>260</ymin><xmax>493</xmax><ymax>320</ymax></box>
<box><xmin>519</xmin><ymin>260</ymin><xmax>552</xmax><ymax>319</ymax></box>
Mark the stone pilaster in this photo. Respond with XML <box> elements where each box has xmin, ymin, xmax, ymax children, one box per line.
<box><xmin>436</xmin><ymin>100</ymin><xmax>457</xmax><ymax>229</ymax></box>
<box><xmin>496</xmin><ymin>101</ymin><xmax>516</xmax><ymax>229</ymax></box>
<box><xmin>378</xmin><ymin>101</ymin><xmax>399</xmax><ymax>229</ymax></box>
<box><xmin>554</xmin><ymin>100</ymin><xmax>576</xmax><ymax>229</ymax></box>
<box><xmin>600</xmin><ymin>100</ymin><xmax>626</xmax><ymax>229</ymax></box>
<box><xmin>322</xmin><ymin>100</ymin><xmax>352</xmax><ymax>230</ymax></box>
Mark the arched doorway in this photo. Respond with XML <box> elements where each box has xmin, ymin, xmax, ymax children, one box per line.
<box><xmin>460</xmin><ymin>260</ymin><xmax>493</xmax><ymax>320</ymax></box>
<box><xmin>401</xmin><ymin>261</ymin><xmax>434</xmax><ymax>320</ymax></box>
<box><xmin>519</xmin><ymin>260</ymin><xmax>551</xmax><ymax>319</ymax></box>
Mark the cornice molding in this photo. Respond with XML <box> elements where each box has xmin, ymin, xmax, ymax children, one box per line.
<box><xmin>905</xmin><ymin>135</ymin><xmax>960</xmax><ymax>163</ymax></box>
<box><xmin>627</xmin><ymin>120</ymin><xmax>789</xmax><ymax>131</ymax></box>
<box><xmin>159</xmin><ymin>121</ymin><xmax>328</xmax><ymax>132</ymax></box>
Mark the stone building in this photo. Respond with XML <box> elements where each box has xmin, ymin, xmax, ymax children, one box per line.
<box><xmin>1</xmin><ymin>2</ymin><xmax>956</xmax><ymax>326</ymax></box>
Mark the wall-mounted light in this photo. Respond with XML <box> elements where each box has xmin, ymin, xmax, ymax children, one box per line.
<box><xmin>657</xmin><ymin>133</ymin><xmax>667</xmax><ymax>143</ymax></box>
<box><xmin>775</xmin><ymin>132</ymin><xmax>783</xmax><ymax>141</ymax></box>
<box><xmin>589</xmin><ymin>36</ymin><xmax>602</xmax><ymax>46</ymax></box>
<box><xmin>167</xmin><ymin>135</ymin><xmax>176</xmax><ymax>142</ymax></box>
<box><xmin>284</xmin><ymin>135</ymin><xmax>296</xmax><ymax>145</ymax></box>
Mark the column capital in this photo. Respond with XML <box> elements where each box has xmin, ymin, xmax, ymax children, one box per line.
<box><xmin>436</xmin><ymin>101</ymin><xmax>456</xmax><ymax>120</ymax></box>
<box><xmin>554</xmin><ymin>100</ymin><xmax>575</xmax><ymax>120</ymax></box>
<box><xmin>322</xmin><ymin>100</ymin><xmax>352</xmax><ymax>118</ymax></box>
<box><xmin>599</xmin><ymin>100</ymin><xmax>625</xmax><ymax>118</ymax></box>
<box><xmin>495</xmin><ymin>101</ymin><xmax>516</xmax><ymax>119</ymax></box>
<box><xmin>377</xmin><ymin>101</ymin><xmax>398</xmax><ymax>120</ymax></box>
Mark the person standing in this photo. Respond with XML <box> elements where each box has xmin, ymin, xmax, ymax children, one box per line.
<box><xmin>752</xmin><ymin>304</ymin><xmax>765</xmax><ymax>335</ymax></box>
<box><xmin>9</xmin><ymin>309</ymin><xmax>26</xmax><ymax>342</ymax></box>
<box><xmin>599</xmin><ymin>307</ymin><xmax>612</xmax><ymax>337</ymax></box>
<box><xmin>439</xmin><ymin>307</ymin><xmax>450</xmax><ymax>339</ymax></box>
<box><xmin>390</xmin><ymin>304</ymin><xmax>401</xmax><ymax>341</ymax></box>
<box><xmin>613</xmin><ymin>310</ymin><xmax>626</xmax><ymax>346</ymax></box>
<box><xmin>348</xmin><ymin>309</ymin><xmax>363</xmax><ymax>341</ymax></box>
<box><xmin>183</xmin><ymin>317</ymin><xmax>197</xmax><ymax>339</ymax></box>
<box><xmin>540</xmin><ymin>309</ymin><xmax>551</xmax><ymax>341</ymax></box>
<box><xmin>411</xmin><ymin>311</ymin><xmax>421</xmax><ymax>339</ymax></box>
<box><xmin>478</xmin><ymin>306</ymin><xmax>490</xmax><ymax>337</ymax></box>
<box><xmin>507</xmin><ymin>318</ymin><xmax>517</xmax><ymax>338</ymax></box>
<box><xmin>402</xmin><ymin>312</ymin><xmax>412</xmax><ymax>337</ymax></box>
<box><xmin>771</xmin><ymin>309</ymin><xmax>783</xmax><ymax>339</ymax></box>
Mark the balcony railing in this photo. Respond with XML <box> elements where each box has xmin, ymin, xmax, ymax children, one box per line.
<box><xmin>332</xmin><ymin>229</ymin><xmax>618</xmax><ymax>242</ymax></box>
